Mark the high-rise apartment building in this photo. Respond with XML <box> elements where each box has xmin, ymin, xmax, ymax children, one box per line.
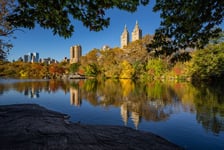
<box><xmin>120</xmin><ymin>21</ymin><xmax>142</xmax><ymax>48</ymax></box>
<box><xmin>70</xmin><ymin>45</ymin><xmax>82</xmax><ymax>64</ymax></box>
<box><xmin>132</xmin><ymin>21</ymin><xmax>142</xmax><ymax>41</ymax></box>
<box><xmin>120</xmin><ymin>25</ymin><xmax>130</xmax><ymax>48</ymax></box>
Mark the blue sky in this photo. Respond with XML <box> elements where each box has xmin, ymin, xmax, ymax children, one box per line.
<box><xmin>8</xmin><ymin>3</ymin><xmax>224</xmax><ymax>62</ymax></box>
<box><xmin>8</xmin><ymin>3</ymin><xmax>161</xmax><ymax>61</ymax></box>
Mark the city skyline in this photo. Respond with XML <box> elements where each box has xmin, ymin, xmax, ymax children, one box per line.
<box><xmin>8</xmin><ymin>4</ymin><xmax>161</xmax><ymax>61</ymax></box>
<box><xmin>17</xmin><ymin>52</ymin><xmax>58</xmax><ymax>64</ymax></box>
<box><xmin>7</xmin><ymin>3</ymin><xmax>224</xmax><ymax>62</ymax></box>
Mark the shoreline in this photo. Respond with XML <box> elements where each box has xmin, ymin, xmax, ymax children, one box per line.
<box><xmin>0</xmin><ymin>104</ymin><xmax>183</xmax><ymax>150</ymax></box>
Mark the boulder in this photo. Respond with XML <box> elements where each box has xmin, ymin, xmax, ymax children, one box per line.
<box><xmin>0</xmin><ymin>104</ymin><xmax>183</xmax><ymax>150</ymax></box>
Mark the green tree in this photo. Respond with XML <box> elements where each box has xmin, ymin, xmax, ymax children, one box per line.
<box><xmin>7</xmin><ymin>0</ymin><xmax>149</xmax><ymax>38</ymax></box>
<box><xmin>146</xmin><ymin>58</ymin><xmax>168</xmax><ymax>79</ymax></box>
<box><xmin>3</xmin><ymin>0</ymin><xmax>223</xmax><ymax>62</ymax></box>
<box><xmin>70</xmin><ymin>63</ymin><xmax>80</xmax><ymax>74</ymax></box>
<box><xmin>148</xmin><ymin>0</ymin><xmax>224</xmax><ymax>60</ymax></box>
<box><xmin>1</xmin><ymin>0</ymin><xmax>149</xmax><ymax>60</ymax></box>
<box><xmin>0</xmin><ymin>0</ymin><xmax>15</xmax><ymax>60</ymax></box>
<box><xmin>84</xmin><ymin>63</ymin><xmax>99</xmax><ymax>77</ymax></box>
<box><xmin>188</xmin><ymin>43</ymin><xmax>224</xmax><ymax>81</ymax></box>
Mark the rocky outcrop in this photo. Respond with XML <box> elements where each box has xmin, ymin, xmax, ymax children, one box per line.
<box><xmin>0</xmin><ymin>104</ymin><xmax>183</xmax><ymax>150</ymax></box>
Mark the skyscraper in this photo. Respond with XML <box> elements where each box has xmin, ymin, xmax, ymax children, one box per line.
<box><xmin>24</xmin><ymin>55</ymin><xmax>29</xmax><ymax>62</ymax></box>
<box><xmin>25</xmin><ymin>52</ymin><xmax>39</xmax><ymax>63</ymax></box>
<box><xmin>132</xmin><ymin>21</ymin><xmax>142</xmax><ymax>41</ymax></box>
<box><xmin>120</xmin><ymin>25</ymin><xmax>129</xmax><ymax>48</ymax></box>
<box><xmin>70</xmin><ymin>45</ymin><xmax>82</xmax><ymax>64</ymax></box>
<box><xmin>33</xmin><ymin>52</ymin><xmax>39</xmax><ymax>62</ymax></box>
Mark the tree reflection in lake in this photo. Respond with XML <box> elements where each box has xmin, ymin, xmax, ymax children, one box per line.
<box><xmin>193</xmin><ymin>83</ymin><xmax>224</xmax><ymax>134</ymax></box>
<box><xmin>79</xmin><ymin>79</ymin><xmax>187</xmax><ymax>128</ymax></box>
<box><xmin>69</xmin><ymin>79</ymin><xmax>224</xmax><ymax>132</ymax></box>
<box><xmin>0</xmin><ymin>79</ymin><xmax>224</xmax><ymax>134</ymax></box>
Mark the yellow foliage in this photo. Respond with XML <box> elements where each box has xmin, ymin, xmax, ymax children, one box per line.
<box><xmin>119</xmin><ymin>60</ymin><xmax>135</xmax><ymax>79</ymax></box>
<box><xmin>19</xmin><ymin>70</ymin><xmax>28</xmax><ymax>77</ymax></box>
<box><xmin>120</xmin><ymin>79</ymin><xmax>134</xmax><ymax>97</ymax></box>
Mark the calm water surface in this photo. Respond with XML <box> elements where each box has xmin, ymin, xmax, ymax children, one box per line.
<box><xmin>0</xmin><ymin>79</ymin><xmax>224</xmax><ymax>150</ymax></box>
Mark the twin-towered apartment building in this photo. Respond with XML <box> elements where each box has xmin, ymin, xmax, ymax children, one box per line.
<box><xmin>120</xmin><ymin>21</ymin><xmax>142</xmax><ymax>48</ymax></box>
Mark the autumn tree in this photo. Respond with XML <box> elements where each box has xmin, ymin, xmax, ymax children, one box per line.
<box><xmin>98</xmin><ymin>47</ymin><xmax>124</xmax><ymax>78</ymax></box>
<box><xmin>58</xmin><ymin>61</ymin><xmax>70</xmax><ymax>74</ymax></box>
<box><xmin>82</xmin><ymin>48</ymin><xmax>100</xmax><ymax>65</ymax></box>
<box><xmin>123</xmin><ymin>34</ymin><xmax>152</xmax><ymax>63</ymax></box>
<box><xmin>49</xmin><ymin>63</ymin><xmax>65</xmax><ymax>78</ymax></box>
<box><xmin>119</xmin><ymin>60</ymin><xmax>135</xmax><ymax>79</ymax></box>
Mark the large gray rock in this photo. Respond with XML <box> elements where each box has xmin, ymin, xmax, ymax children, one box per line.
<box><xmin>0</xmin><ymin>104</ymin><xmax>183</xmax><ymax>150</ymax></box>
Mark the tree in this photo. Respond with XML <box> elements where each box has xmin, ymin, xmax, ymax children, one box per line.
<box><xmin>49</xmin><ymin>63</ymin><xmax>65</xmax><ymax>78</ymax></box>
<box><xmin>188</xmin><ymin>43</ymin><xmax>224</xmax><ymax>81</ymax></box>
<box><xmin>1</xmin><ymin>0</ymin><xmax>149</xmax><ymax>60</ymax></box>
<box><xmin>3</xmin><ymin>0</ymin><xmax>224</xmax><ymax>62</ymax></box>
<box><xmin>148</xmin><ymin>0</ymin><xmax>224</xmax><ymax>61</ymax></box>
<box><xmin>70</xmin><ymin>63</ymin><xmax>80</xmax><ymax>74</ymax></box>
<box><xmin>123</xmin><ymin>35</ymin><xmax>152</xmax><ymax>63</ymax></box>
<box><xmin>146</xmin><ymin>58</ymin><xmax>168</xmax><ymax>79</ymax></box>
<box><xmin>120</xmin><ymin>60</ymin><xmax>135</xmax><ymax>79</ymax></box>
<box><xmin>0</xmin><ymin>0</ymin><xmax>15</xmax><ymax>60</ymax></box>
<box><xmin>7</xmin><ymin>0</ymin><xmax>149</xmax><ymax>38</ymax></box>
<box><xmin>84</xmin><ymin>63</ymin><xmax>99</xmax><ymax>77</ymax></box>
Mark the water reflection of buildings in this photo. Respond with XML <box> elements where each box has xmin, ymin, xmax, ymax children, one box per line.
<box><xmin>70</xmin><ymin>87</ymin><xmax>81</xmax><ymax>107</ymax></box>
<box><xmin>24</xmin><ymin>87</ymin><xmax>40</xmax><ymax>98</ymax></box>
<box><xmin>119</xmin><ymin>98</ymin><xmax>175</xmax><ymax>129</ymax></box>
<box><xmin>120</xmin><ymin>103</ymin><xmax>129</xmax><ymax>126</ymax></box>
<box><xmin>120</xmin><ymin>103</ymin><xmax>141</xmax><ymax>129</ymax></box>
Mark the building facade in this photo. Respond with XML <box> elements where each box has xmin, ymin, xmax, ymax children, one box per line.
<box><xmin>24</xmin><ymin>52</ymin><xmax>39</xmax><ymax>63</ymax></box>
<box><xmin>132</xmin><ymin>21</ymin><xmax>142</xmax><ymax>41</ymax></box>
<box><xmin>23</xmin><ymin>55</ymin><xmax>29</xmax><ymax>62</ymax></box>
<box><xmin>120</xmin><ymin>21</ymin><xmax>142</xmax><ymax>48</ymax></box>
<box><xmin>120</xmin><ymin>25</ymin><xmax>130</xmax><ymax>48</ymax></box>
<box><xmin>70</xmin><ymin>45</ymin><xmax>82</xmax><ymax>64</ymax></box>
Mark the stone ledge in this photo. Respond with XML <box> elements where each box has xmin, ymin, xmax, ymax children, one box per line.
<box><xmin>0</xmin><ymin>104</ymin><xmax>183</xmax><ymax>150</ymax></box>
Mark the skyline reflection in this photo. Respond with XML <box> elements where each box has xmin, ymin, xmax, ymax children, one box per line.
<box><xmin>0</xmin><ymin>79</ymin><xmax>224</xmax><ymax>134</ymax></box>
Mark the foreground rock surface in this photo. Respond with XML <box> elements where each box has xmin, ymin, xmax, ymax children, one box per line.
<box><xmin>0</xmin><ymin>104</ymin><xmax>183</xmax><ymax>150</ymax></box>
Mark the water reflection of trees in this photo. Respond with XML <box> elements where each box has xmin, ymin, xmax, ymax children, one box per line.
<box><xmin>1</xmin><ymin>79</ymin><xmax>224</xmax><ymax>133</ymax></box>
<box><xmin>0</xmin><ymin>80</ymin><xmax>70</xmax><ymax>98</ymax></box>
<box><xmin>78</xmin><ymin>79</ymin><xmax>224</xmax><ymax>132</ymax></box>
<box><xmin>192</xmin><ymin>83</ymin><xmax>224</xmax><ymax>134</ymax></box>
<box><xmin>79</xmin><ymin>79</ymin><xmax>186</xmax><ymax>128</ymax></box>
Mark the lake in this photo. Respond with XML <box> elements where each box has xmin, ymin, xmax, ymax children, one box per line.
<box><xmin>0</xmin><ymin>79</ymin><xmax>223</xmax><ymax>150</ymax></box>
